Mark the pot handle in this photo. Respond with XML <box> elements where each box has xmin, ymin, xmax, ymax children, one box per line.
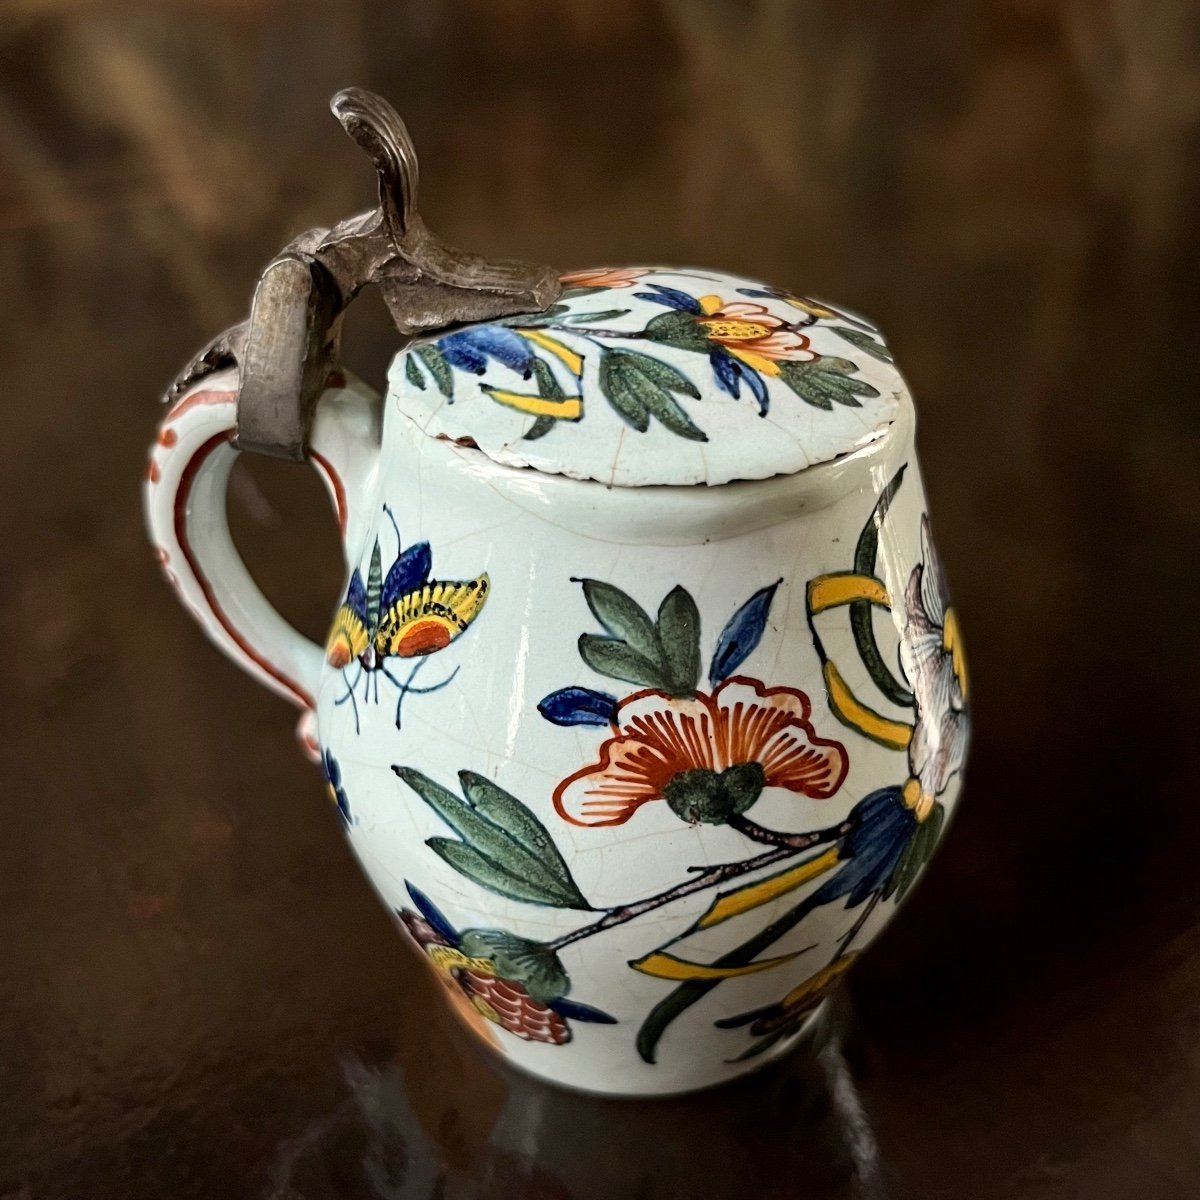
<box><xmin>144</xmin><ymin>367</ymin><xmax>381</xmax><ymax>759</ymax></box>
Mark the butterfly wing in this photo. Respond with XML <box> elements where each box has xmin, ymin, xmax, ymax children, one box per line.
<box><xmin>381</xmin><ymin>541</ymin><xmax>432</xmax><ymax>612</ymax></box>
<box><xmin>365</xmin><ymin>540</ymin><xmax>383</xmax><ymax>629</ymax></box>
<box><xmin>375</xmin><ymin>575</ymin><xmax>490</xmax><ymax>659</ymax></box>
<box><xmin>326</xmin><ymin>568</ymin><xmax>371</xmax><ymax>667</ymax></box>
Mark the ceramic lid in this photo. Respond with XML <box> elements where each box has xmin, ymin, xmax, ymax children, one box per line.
<box><xmin>389</xmin><ymin>266</ymin><xmax>906</xmax><ymax>487</ymax></box>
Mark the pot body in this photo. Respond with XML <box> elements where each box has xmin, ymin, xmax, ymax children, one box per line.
<box><xmin>147</xmin><ymin>356</ymin><xmax>968</xmax><ymax>1096</ymax></box>
<box><xmin>306</xmin><ymin>393</ymin><xmax>968</xmax><ymax>1096</ymax></box>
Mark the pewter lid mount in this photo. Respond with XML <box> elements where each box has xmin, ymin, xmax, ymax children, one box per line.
<box><xmin>391</xmin><ymin>268</ymin><xmax>906</xmax><ymax>488</ymax></box>
<box><xmin>164</xmin><ymin>88</ymin><xmax>906</xmax><ymax>483</ymax></box>
<box><xmin>166</xmin><ymin>88</ymin><xmax>563</xmax><ymax>461</ymax></box>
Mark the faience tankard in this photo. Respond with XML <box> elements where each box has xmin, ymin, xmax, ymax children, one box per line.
<box><xmin>144</xmin><ymin>90</ymin><xmax>969</xmax><ymax>1097</ymax></box>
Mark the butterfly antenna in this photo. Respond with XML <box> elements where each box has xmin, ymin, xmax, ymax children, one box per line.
<box><xmin>383</xmin><ymin>504</ymin><xmax>402</xmax><ymax>552</ymax></box>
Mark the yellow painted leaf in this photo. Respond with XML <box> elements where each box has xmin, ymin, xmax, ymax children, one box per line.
<box><xmin>518</xmin><ymin>330</ymin><xmax>584</xmax><ymax>376</ymax></box>
<box><xmin>696</xmin><ymin>847</ymin><xmax>841</xmax><ymax>930</ymax></box>
<box><xmin>824</xmin><ymin>661</ymin><xmax>913</xmax><ymax>751</ymax></box>
<box><xmin>630</xmin><ymin>949</ymin><xmax>804</xmax><ymax>981</ymax></box>
<box><xmin>806</xmin><ymin>572</ymin><xmax>892</xmax><ymax>614</ymax></box>
<box><xmin>482</xmin><ymin>387</ymin><xmax>583</xmax><ymax>420</ymax></box>
<box><xmin>780</xmin><ymin>954</ymin><xmax>857</xmax><ymax>1009</ymax></box>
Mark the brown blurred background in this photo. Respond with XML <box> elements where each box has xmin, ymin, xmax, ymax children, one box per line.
<box><xmin>2</xmin><ymin>2</ymin><xmax>1200</xmax><ymax>1197</ymax></box>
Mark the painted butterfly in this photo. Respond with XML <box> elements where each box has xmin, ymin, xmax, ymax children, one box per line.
<box><xmin>327</xmin><ymin>506</ymin><xmax>490</xmax><ymax>730</ymax></box>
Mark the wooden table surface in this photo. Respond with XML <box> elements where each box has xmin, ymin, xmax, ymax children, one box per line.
<box><xmin>3</xmin><ymin>3</ymin><xmax>1199</xmax><ymax>1196</ymax></box>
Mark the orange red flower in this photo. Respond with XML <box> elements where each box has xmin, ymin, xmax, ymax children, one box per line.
<box><xmin>553</xmin><ymin>676</ymin><xmax>848</xmax><ymax>827</ymax></box>
<box><xmin>398</xmin><ymin>911</ymin><xmax>569</xmax><ymax>1046</ymax></box>
<box><xmin>560</xmin><ymin>266</ymin><xmax>648</xmax><ymax>290</ymax></box>
<box><xmin>695</xmin><ymin>297</ymin><xmax>817</xmax><ymax>376</ymax></box>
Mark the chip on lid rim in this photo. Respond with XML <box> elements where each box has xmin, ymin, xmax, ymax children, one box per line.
<box><xmin>388</xmin><ymin>266</ymin><xmax>906</xmax><ymax>488</ymax></box>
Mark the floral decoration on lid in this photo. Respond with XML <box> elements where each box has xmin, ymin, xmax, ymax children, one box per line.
<box><xmin>392</xmin><ymin>266</ymin><xmax>905</xmax><ymax>487</ymax></box>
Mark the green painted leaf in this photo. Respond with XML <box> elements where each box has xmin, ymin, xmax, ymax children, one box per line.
<box><xmin>459</xmin><ymin>929</ymin><xmax>569</xmax><ymax>1004</ymax></box>
<box><xmin>598</xmin><ymin>352</ymin><xmax>649</xmax><ymax>431</ymax></box>
<box><xmin>882</xmin><ymin>827</ymin><xmax>920</xmax><ymax>902</ymax></box>
<box><xmin>579</xmin><ymin>634</ymin><xmax>671</xmax><ymax>690</ymax></box>
<box><xmin>458</xmin><ymin>771</ymin><xmax>578</xmax><ymax>891</ymax></box>
<box><xmin>404</xmin><ymin>354</ymin><xmax>425</xmax><ymax>389</ymax></box>
<box><xmin>524</xmin><ymin>415</ymin><xmax>557</xmax><ymax>441</ymax></box>
<box><xmin>832</xmin><ymin>326</ymin><xmax>894</xmax><ymax>363</ymax></box>
<box><xmin>495</xmin><ymin>303</ymin><xmax>571</xmax><ymax>328</ymax></box>
<box><xmin>641</xmin><ymin>309</ymin><xmax>711</xmax><ymax>353</ymax></box>
<box><xmin>579</xmin><ymin>579</ymin><xmax>663</xmax><ymax>663</ymax></box>
<box><xmin>886</xmin><ymin>803</ymin><xmax>947</xmax><ymax>903</ymax></box>
<box><xmin>619</xmin><ymin>350</ymin><xmax>701</xmax><ymax>398</ymax></box>
<box><xmin>777</xmin><ymin>362</ymin><xmax>833</xmax><ymax>410</ymax></box>
<box><xmin>598</xmin><ymin>349</ymin><xmax>706</xmax><ymax>440</ymax></box>
<box><xmin>393</xmin><ymin>766</ymin><xmax>590</xmax><ymax>909</ymax></box>
<box><xmin>777</xmin><ymin>359</ymin><xmax>881</xmax><ymax>409</ymax></box>
<box><xmin>564</xmin><ymin>308</ymin><xmax>629</xmax><ymax>323</ymax></box>
<box><xmin>530</xmin><ymin>356</ymin><xmax>565</xmax><ymax>398</ymax></box>
<box><xmin>394</xmin><ymin>766</ymin><xmax>496</xmax><ymax>849</ymax></box>
<box><xmin>644</xmin><ymin>391</ymin><xmax>707</xmax><ymax>441</ymax></box>
<box><xmin>925</xmin><ymin>801</ymin><xmax>945</xmax><ymax>853</ymax></box>
<box><xmin>901</xmin><ymin>803</ymin><xmax>946</xmax><ymax>901</ymax></box>
<box><xmin>851</xmin><ymin>466</ymin><xmax>914</xmax><ymax>707</ymax></box>
<box><xmin>819</xmin><ymin>356</ymin><xmax>862</xmax><ymax>373</ymax></box>
<box><xmin>416</xmin><ymin>345</ymin><xmax>454</xmax><ymax>398</ymax></box>
<box><xmin>656</xmin><ymin>586</ymin><xmax>701</xmax><ymax>695</ymax></box>
<box><xmin>427</xmin><ymin>839</ymin><xmax>577</xmax><ymax>907</ymax></box>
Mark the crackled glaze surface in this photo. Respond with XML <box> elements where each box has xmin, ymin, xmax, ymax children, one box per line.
<box><xmin>390</xmin><ymin>267</ymin><xmax>904</xmax><ymax>486</ymax></box>
<box><xmin>145</xmin><ymin>358</ymin><xmax>967</xmax><ymax>1095</ymax></box>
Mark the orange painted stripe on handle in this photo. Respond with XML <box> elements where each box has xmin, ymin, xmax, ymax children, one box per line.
<box><xmin>173</xmin><ymin>431</ymin><xmax>315</xmax><ymax>709</ymax></box>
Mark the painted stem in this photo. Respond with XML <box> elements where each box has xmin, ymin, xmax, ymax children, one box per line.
<box><xmin>546</xmin><ymin>817</ymin><xmax>850</xmax><ymax>952</ymax></box>
<box><xmin>546</xmin><ymin>325</ymin><xmax>645</xmax><ymax>340</ymax></box>
<box><xmin>727</xmin><ymin>814</ymin><xmax>826</xmax><ymax>849</ymax></box>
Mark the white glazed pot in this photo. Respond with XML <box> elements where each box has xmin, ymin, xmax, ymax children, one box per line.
<box><xmin>145</xmin><ymin>268</ymin><xmax>969</xmax><ymax>1096</ymax></box>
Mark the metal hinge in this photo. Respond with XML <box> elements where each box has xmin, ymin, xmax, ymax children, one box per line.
<box><xmin>164</xmin><ymin>87</ymin><xmax>562</xmax><ymax>460</ymax></box>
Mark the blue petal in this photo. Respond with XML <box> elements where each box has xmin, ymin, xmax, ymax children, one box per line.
<box><xmin>708</xmin><ymin>580</ymin><xmax>781</xmax><ymax>685</ymax></box>
<box><xmin>439</xmin><ymin>326</ymin><xmax>534</xmax><ymax>375</ymax></box>
<box><xmin>743</xmin><ymin>365</ymin><xmax>769</xmax><ymax>415</ymax></box>
<box><xmin>344</xmin><ymin>569</ymin><xmax>368</xmax><ymax>621</ymax></box>
<box><xmin>381</xmin><ymin>542</ymin><xmax>432</xmax><ymax>611</ymax></box>
<box><xmin>634</xmin><ymin>284</ymin><xmax>701</xmax><ymax>313</ymax></box>
<box><xmin>538</xmin><ymin>687</ymin><xmax>618</xmax><ymax>727</ymax></box>
<box><xmin>322</xmin><ymin>749</ymin><xmax>341</xmax><ymax>787</ymax></box>
<box><xmin>438</xmin><ymin>335</ymin><xmax>486</xmax><ymax>373</ymax></box>
<box><xmin>405</xmin><ymin>882</ymin><xmax>460</xmax><ymax>945</ymax></box>
<box><xmin>550</xmin><ymin>997</ymin><xmax>619</xmax><ymax>1024</ymax></box>
<box><xmin>736</xmin><ymin>287</ymin><xmax>781</xmax><ymax>300</ymax></box>
<box><xmin>709</xmin><ymin>351</ymin><xmax>741</xmax><ymax>398</ymax></box>
<box><xmin>826</xmin><ymin>786</ymin><xmax>916</xmax><ymax>906</ymax></box>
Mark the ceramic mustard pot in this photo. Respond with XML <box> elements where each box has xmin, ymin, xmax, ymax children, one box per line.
<box><xmin>145</xmin><ymin>89</ymin><xmax>969</xmax><ymax>1096</ymax></box>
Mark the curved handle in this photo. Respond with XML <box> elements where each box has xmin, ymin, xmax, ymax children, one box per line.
<box><xmin>145</xmin><ymin>368</ymin><xmax>382</xmax><ymax>758</ymax></box>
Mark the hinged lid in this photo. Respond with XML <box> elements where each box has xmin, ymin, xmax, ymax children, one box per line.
<box><xmin>391</xmin><ymin>267</ymin><xmax>905</xmax><ymax>487</ymax></box>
